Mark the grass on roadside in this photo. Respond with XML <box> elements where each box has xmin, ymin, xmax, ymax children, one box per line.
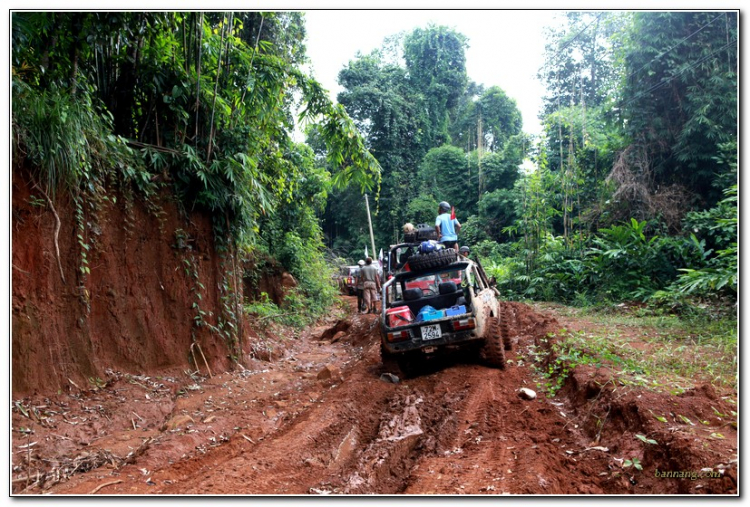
<box><xmin>528</xmin><ymin>302</ymin><xmax>737</xmax><ymax>397</ymax></box>
<box><xmin>244</xmin><ymin>289</ymin><xmax>347</xmax><ymax>329</ymax></box>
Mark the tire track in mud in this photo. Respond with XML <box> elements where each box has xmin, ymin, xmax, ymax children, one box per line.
<box><xmin>401</xmin><ymin>367</ymin><xmax>515</xmax><ymax>494</ymax></box>
<box><xmin>336</xmin><ymin>391</ymin><xmax>429</xmax><ymax>494</ymax></box>
<box><xmin>333</xmin><ymin>300</ymin><xmax>606</xmax><ymax>495</ymax></box>
<box><xmin>154</xmin><ymin>361</ymin><xmax>401</xmax><ymax>494</ymax></box>
<box><xmin>394</xmin><ymin>366</ymin><xmax>592</xmax><ymax>493</ymax></box>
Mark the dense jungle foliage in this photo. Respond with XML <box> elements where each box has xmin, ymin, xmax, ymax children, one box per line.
<box><xmin>11</xmin><ymin>11</ymin><xmax>737</xmax><ymax>328</ymax></box>
<box><xmin>323</xmin><ymin>11</ymin><xmax>737</xmax><ymax>312</ymax></box>
<box><xmin>11</xmin><ymin>12</ymin><xmax>380</xmax><ymax>334</ymax></box>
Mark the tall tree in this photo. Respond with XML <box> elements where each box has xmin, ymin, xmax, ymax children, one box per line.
<box><xmin>539</xmin><ymin>12</ymin><xmax>628</xmax><ymax>170</ymax></box>
<box><xmin>450</xmin><ymin>86</ymin><xmax>523</xmax><ymax>153</ymax></box>
<box><xmin>617</xmin><ymin>11</ymin><xmax>738</xmax><ymax>208</ymax></box>
<box><xmin>12</xmin><ymin>11</ymin><xmax>380</xmax><ymax>246</ymax></box>
<box><xmin>403</xmin><ymin>25</ymin><xmax>469</xmax><ymax>147</ymax></box>
<box><xmin>417</xmin><ymin>145</ymin><xmax>473</xmax><ymax>216</ymax></box>
<box><xmin>331</xmin><ymin>24</ymin><xmax>471</xmax><ymax>249</ymax></box>
<box><xmin>336</xmin><ymin>49</ymin><xmax>428</xmax><ymax>247</ymax></box>
<box><xmin>535</xmin><ymin>11</ymin><xmax>629</xmax><ymax>238</ymax></box>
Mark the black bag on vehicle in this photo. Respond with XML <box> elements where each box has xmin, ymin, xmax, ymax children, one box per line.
<box><xmin>404</xmin><ymin>223</ymin><xmax>438</xmax><ymax>243</ymax></box>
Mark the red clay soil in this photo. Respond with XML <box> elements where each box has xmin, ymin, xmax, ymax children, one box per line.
<box><xmin>12</xmin><ymin>168</ymin><xmax>235</xmax><ymax>396</ymax></box>
<box><xmin>11</xmin><ymin>299</ymin><xmax>738</xmax><ymax>496</ymax></box>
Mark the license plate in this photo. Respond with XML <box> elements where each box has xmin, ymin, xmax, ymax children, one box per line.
<box><xmin>420</xmin><ymin>324</ymin><xmax>442</xmax><ymax>341</ymax></box>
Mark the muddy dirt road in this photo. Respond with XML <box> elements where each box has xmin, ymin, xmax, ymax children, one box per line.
<box><xmin>11</xmin><ymin>299</ymin><xmax>737</xmax><ymax>495</ymax></box>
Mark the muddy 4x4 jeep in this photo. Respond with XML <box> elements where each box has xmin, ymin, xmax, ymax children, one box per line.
<box><xmin>379</xmin><ymin>243</ymin><xmax>510</xmax><ymax>377</ymax></box>
<box><xmin>336</xmin><ymin>265</ymin><xmax>361</xmax><ymax>296</ymax></box>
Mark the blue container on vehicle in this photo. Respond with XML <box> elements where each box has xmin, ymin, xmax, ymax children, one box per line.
<box><xmin>417</xmin><ymin>305</ymin><xmax>445</xmax><ymax>321</ymax></box>
<box><xmin>419</xmin><ymin>240</ymin><xmax>443</xmax><ymax>254</ymax></box>
<box><xmin>446</xmin><ymin>305</ymin><xmax>467</xmax><ymax>317</ymax></box>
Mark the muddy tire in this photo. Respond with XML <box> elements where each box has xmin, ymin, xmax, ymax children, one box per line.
<box><xmin>408</xmin><ymin>248</ymin><xmax>457</xmax><ymax>273</ymax></box>
<box><xmin>500</xmin><ymin>306</ymin><xmax>513</xmax><ymax>351</ymax></box>
<box><xmin>380</xmin><ymin>342</ymin><xmax>398</xmax><ymax>372</ymax></box>
<box><xmin>464</xmin><ymin>341</ymin><xmax>485</xmax><ymax>366</ymax></box>
<box><xmin>396</xmin><ymin>351</ymin><xmax>422</xmax><ymax>378</ymax></box>
<box><xmin>481</xmin><ymin>316</ymin><xmax>506</xmax><ymax>369</ymax></box>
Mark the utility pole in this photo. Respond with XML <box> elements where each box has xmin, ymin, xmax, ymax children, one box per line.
<box><xmin>477</xmin><ymin>114</ymin><xmax>484</xmax><ymax>201</ymax></box>
<box><xmin>365</xmin><ymin>194</ymin><xmax>376</xmax><ymax>260</ymax></box>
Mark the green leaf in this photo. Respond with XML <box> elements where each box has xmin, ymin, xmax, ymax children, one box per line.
<box><xmin>650</xmin><ymin>411</ymin><xmax>668</xmax><ymax>423</ymax></box>
<box><xmin>14</xmin><ymin>401</ymin><xmax>29</xmax><ymax>418</ymax></box>
<box><xmin>635</xmin><ymin>433</ymin><xmax>658</xmax><ymax>445</ymax></box>
<box><xmin>623</xmin><ymin>457</ymin><xmax>643</xmax><ymax>471</ymax></box>
<box><xmin>677</xmin><ymin>414</ymin><xmax>695</xmax><ymax>426</ymax></box>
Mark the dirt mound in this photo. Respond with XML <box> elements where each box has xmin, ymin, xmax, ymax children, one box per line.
<box><xmin>313</xmin><ymin>312</ymin><xmax>381</xmax><ymax>349</ymax></box>
<box><xmin>531</xmin><ymin>319</ymin><xmax>738</xmax><ymax>495</ymax></box>
<box><xmin>558</xmin><ymin>367</ymin><xmax>737</xmax><ymax>493</ymax></box>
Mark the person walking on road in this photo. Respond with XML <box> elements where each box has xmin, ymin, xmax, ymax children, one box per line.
<box><xmin>360</xmin><ymin>257</ymin><xmax>381</xmax><ymax>314</ymax></box>
<box><xmin>435</xmin><ymin>201</ymin><xmax>461</xmax><ymax>250</ymax></box>
<box><xmin>355</xmin><ymin>260</ymin><xmax>366</xmax><ymax>312</ymax></box>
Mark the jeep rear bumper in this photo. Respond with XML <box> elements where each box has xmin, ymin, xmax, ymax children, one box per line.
<box><xmin>380</xmin><ymin>317</ymin><xmax>484</xmax><ymax>355</ymax></box>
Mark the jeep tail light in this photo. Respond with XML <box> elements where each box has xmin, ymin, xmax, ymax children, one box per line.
<box><xmin>387</xmin><ymin>330</ymin><xmax>410</xmax><ymax>342</ymax></box>
<box><xmin>452</xmin><ymin>318</ymin><xmax>476</xmax><ymax>331</ymax></box>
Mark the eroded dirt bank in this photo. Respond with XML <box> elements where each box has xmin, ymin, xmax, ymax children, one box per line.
<box><xmin>11</xmin><ymin>300</ymin><xmax>737</xmax><ymax>496</ymax></box>
<box><xmin>11</xmin><ymin>167</ymin><xmax>242</xmax><ymax>396</ymax></box>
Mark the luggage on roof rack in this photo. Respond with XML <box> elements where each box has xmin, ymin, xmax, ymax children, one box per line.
<box><xmin>404</xmin><ymin>223</ymin><xmax>437</xmax><ymax>243</ymax></box>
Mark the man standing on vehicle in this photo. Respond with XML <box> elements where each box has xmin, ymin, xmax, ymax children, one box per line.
<box><xmin>355</xmin><ymin>260</ymin><xmax>366</xmax><ymax>312</ymax></box>
<box><xmin>435</xmin><ymin>201</ymin><xmax>461</xmax><ymax>250</ymax></box>
<box><xmin>361</xmin><ymin>257</ymin><xmax>381</xmax><ymax>314</ymax></box>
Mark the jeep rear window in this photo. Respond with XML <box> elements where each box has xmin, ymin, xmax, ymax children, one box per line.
<box><xmin>402</xmin><ymin>269</ymin><xmax>465</xmax><ymax>293</ymax></box>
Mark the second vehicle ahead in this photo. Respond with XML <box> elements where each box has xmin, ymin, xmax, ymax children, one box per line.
<box><xmin>337</xmin><ymin>265</ymin><xmax>361</xmax><ymax>296</ymax></box>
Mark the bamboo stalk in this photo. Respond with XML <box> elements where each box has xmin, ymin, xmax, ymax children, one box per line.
<box><xmin>194</xmin><ymin>12</ymin><xmax>204</xmax><ymax>143</ymax></box>
<box><xmin>235</xmin><ymin>14</ymin><xmax>265</xmax><ymax>125</ymax></box>
<box><xmin>207</xmin><ymin>13</ymin><xmax>228</xmax><ymax>161</ymax></box>
<box><xmin>191</xmin><ymin>342</ymin><xmax>213</xmax><ymax>378</ymax></box>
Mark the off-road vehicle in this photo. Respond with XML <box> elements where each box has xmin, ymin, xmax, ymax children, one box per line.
<box><xmin>336</xmin><ymin>265</ymin><xmax>360</xmax><ymax>296</ymax></box>
<box><xmin>379</xmin><ymin>242</ymin><xmax>510</xmax><ymax>377</ymax></box>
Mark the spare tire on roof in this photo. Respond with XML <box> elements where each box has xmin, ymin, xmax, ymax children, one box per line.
<box><xmin>408</xmin><ymin>248</ymin><xmax>457</xmax><ymax>273</ymax></box>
